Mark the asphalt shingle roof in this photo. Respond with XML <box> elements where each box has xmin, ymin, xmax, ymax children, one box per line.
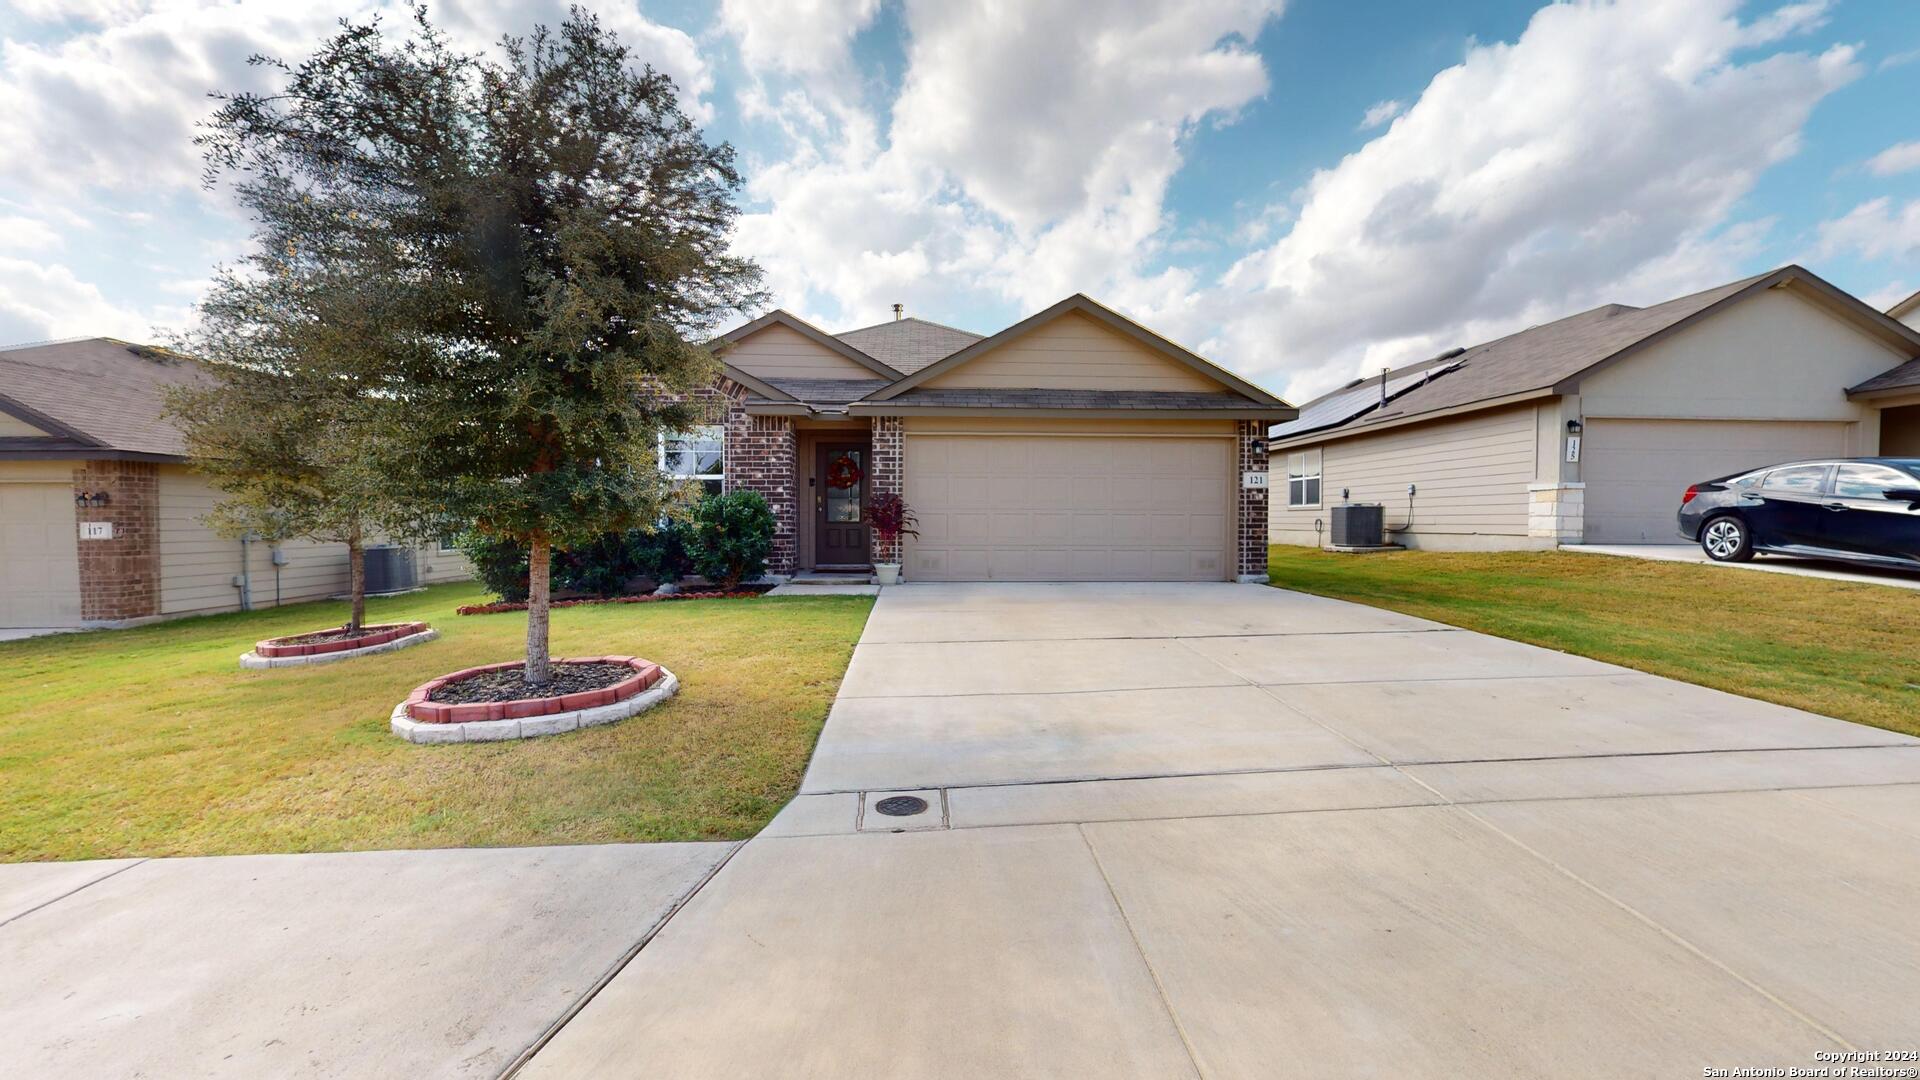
<box><xmin>834</xmin><ymin>317</ymin><xmax>983</xmax><ymax>374</ymax></box>
<box><xmin>1273</xmin><ymin>271</ymin><xmax>1774</xmax><ymax>443</ymax></box>
<box><xmin>1850</xmin><ymin>356</ymin><xmax>1920</xmax><ymax>396</ymax></box>
<box><xmin>871</xmin><ymin>388</ymin><xmax>1264</xmax><ymax>410</ymax></box>
<box><xmin>0</xmin><ymin>338</ymin><xmax>204</xmax><ymax>457</ymax></box>
<box><xmin>756</xmin><ymin>377</ymin><xmax>893</xmax><ymax>405</ymax></box>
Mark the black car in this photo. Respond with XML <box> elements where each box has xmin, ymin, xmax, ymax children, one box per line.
<box><xmin>1677</xmin><ymin>457</ymin><xmax>1920</xmax><ymax>570</ymax></box>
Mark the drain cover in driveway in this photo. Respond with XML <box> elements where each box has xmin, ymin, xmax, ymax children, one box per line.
<box><xmin>858</xmin><ymin>789</ymin><xmax>947</xmax><ymax>832</ymax></box>
<box><xmin>874</xmin><ymin>795</ymin><xmax>929</xmax><ymax>817</ymax></box>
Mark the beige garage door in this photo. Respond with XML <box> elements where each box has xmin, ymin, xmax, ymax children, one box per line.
<box><xmin>1583</xmin><ymin>418</ymin><xmax>1852</xmax><ymax>543</ymax></box>
<box><xmin>904</xmin><ymin>434</ymin><xmax>1232</xmax><ymax>581</ymax></box>
<box><xmin>0</xmin><ymin>483</ymin><xmax>82</xmax><ymax>626</ymax></box>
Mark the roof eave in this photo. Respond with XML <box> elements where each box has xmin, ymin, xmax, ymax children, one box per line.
<box><xmin>848</xmin><ymin>403</ymin><xmax>1295</xmax><ymax>420</ymax></box>
<box><xmin>0</xmin><ymin>391</ymin><xmax>103</xmax><ymax>448</ymax></box>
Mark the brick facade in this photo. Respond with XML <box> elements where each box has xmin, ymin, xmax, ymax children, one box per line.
<box><xmin>723</xmin><ymin>408</ymin><xmax>798</xmax><ymax>577</ymax></box>
<box><xmin>867</xmin><ymin>416</ymin><xmax>903</xmax><ymax>566</ymax></box>
<box><xmin>72</xmin><ymin>459</ymin><xmax>161</xmax><ymax>621</ymax></box>
<box><xmin>1236</xmin><ymin>421</ymin><xmax>1269</xmax><ymax>582</ymax></box>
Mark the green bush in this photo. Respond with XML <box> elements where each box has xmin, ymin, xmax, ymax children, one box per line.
<box><xmin>458</xmin><ymin>524</ymin><xmax>689</xmax><ymax>602</ymax></box>
<box><xmin>686</xmin><ymin>490</ymin><xmax>776</xmax><ymax>588</ymax></box>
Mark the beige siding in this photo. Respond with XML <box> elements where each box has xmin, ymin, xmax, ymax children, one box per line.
<box><xmin>1579</xmin><ymin>288</ymin><xmax>1898</xmax><ymax>425</ymax></box>
<box><xmin>922</xmin><ymin>312</ymin><xmax>1223</xmax><ymax>392</ymax></box>
<box><xmin>415</xmin><ymin>542</ymin><xmax>475</xmax><ymax>584</ymax></box>
<box><xmin>159</xmin><ymin>466</ymin><xmax>354</xmax><ymax>616</ymax></box>
<box><xmin>724</xmin><ymin>323</ymin><xmax>878</xmax><ymax>381</ymax></box>
<box><xmin>1270</xmin><ymin>404</ymin><xmax>1541</xmax><ymax>550</ymax></box>
<box><xmin>0</xmin><ymin>413</ymin><xmax>49</xmax><ymax>436</ymax></box>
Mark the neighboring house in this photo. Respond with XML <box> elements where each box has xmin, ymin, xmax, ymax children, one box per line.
<box><xmin>707</xmin><ymin>295</ymin><xmax>1294</xmax><ymax>581</ymax></box>
<box><xmin>1268</xmin><ymin>265</ymin><xmax>1920</xmax><ymax>549</ymax></box>
<box><xmin>1888</xmin><ymin>287</ymin><xmax>1920</xmax><ymax>330</ymax></box>
<box><xmin>0</xmin><ymin>338</ymin><xmax>472</xmax><ymax>629</ymax></box>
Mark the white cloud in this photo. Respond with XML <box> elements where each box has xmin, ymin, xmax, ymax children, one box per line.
<box><xmin>1207</xmin><ymin>0</ymin><xmax>1859</xmax><ymax>402</ymax></box>
<box><xmin>1881</xmin><ymin>47</ymin><xmax>1920</xmax><ymax>71</ymax></box>
<box><xmin>0</xmin><ymin>256</ymin><xmax>184</xmax><ymax>345</ymax></box>
<box><xmin>0</xmin><ymin>215</ymin><xmax>63</xmax><ymax>252</ymax></box>
<box><xmin>7</xmin><ymin>0</ymin><xmax>151</xmax><ymax>23</ymax></box>
<box><xmin>1863</xmin><ymin>280</ymin><xmax>1913</xmax><ymax>311</ymax></box>
<box><xmin>720</xmin><ymin>0</ymin><xmax>881</xmax><ymax>77</ymax></box>
<box><xmin>1359</xmin><ymin>99</ymin><xmax>1405</xmax><ymax>130</ymax></box>
<box><xmin>1866</xmin><ymin>140</ymin><xmax>1920</xmax><ymax>177</ymax></box>
<box><xmin>728</xmin><ymin>0</ymin><xmax>1285</xmax><ymax>330</ymax></box>
<box><xmin>1736</xmin><ymin>0</ymin><xmax>1830</xmax><ymax>45</ymax></box>
<box><xmin>1818</xmin><ymin>197</ymin><xmax>1920</xmax><ymax>262</ymax></box>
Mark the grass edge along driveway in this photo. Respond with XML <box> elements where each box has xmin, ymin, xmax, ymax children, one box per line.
<box><xmin>1267</xmin><ymin>544</ymin><xmax>1920</xmax><ymax>740</ymax></box>
<box><xmin>0</xmin><ymin>583</ymin><xmax>873</xmax><ymax>863</ymax></box>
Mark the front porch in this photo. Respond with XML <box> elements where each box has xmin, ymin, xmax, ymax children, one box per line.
<box><xmin>725</xmin><ymin>413</ymin><xmax>902</xmax><ymax>577</ymax></box>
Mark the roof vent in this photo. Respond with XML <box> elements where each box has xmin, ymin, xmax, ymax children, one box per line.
<box><xmin>891</xmin><ymin>303</ymin><xmax>904</xmax><ymax>321</ymax></box>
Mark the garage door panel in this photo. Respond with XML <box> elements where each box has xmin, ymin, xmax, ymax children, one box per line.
<box><xmin>1584</xmin><ymin>419</ymin><xmax>1850</xmax><ymax>543</ymax></box>
<box><xmin>0</xmin><ymin>483</ymin><xmax>82</xmax><ymax>627</ymax></box>
<box><xmin>906</xmin><ymin>434</ymin><xmax>1231</xmax><ymax>581</ymax></box>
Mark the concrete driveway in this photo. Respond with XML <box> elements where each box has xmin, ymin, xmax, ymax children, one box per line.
<box><xmin>523</xmin><ymin>582</ymin><xmax>1920</xmax><ymax>1078</ymax></box>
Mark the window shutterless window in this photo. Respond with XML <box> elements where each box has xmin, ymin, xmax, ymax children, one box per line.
<box><xmin>1761</xmin><ymin>464</ymin><xmax>1831</xmax><ymax>494</ymax></box>
<box><xmin>661</xmin><ymin>425</ymin><xmax>725</xmax><ymax>496</ymax></box>
<box><xmin>1833</xmin><ymin>463</ymin><xmax>1913</xmax><ymax>499</ymax></box>
<box><xmin>1287</xmin><ymin>449</ymin><xmax>1322</xmax><ymax>508</ymax></box>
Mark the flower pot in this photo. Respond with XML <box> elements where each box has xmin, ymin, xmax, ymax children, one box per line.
<box><xmin>874</xmin><ymin>563</ymin><xmax>901</xmax><ymax>585</ymax></box>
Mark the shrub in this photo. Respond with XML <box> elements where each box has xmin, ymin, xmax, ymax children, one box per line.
<box><xmin>686</xmin><ymin>490</ymin><xmax>776</xmax><ymax>588</ymax></box>
<box><xmin>866</xmin><ymin>493</ymin><xmax>918</xmax><ymax>551</ymax></box>
<box><xmin>459</xmin><ymin>524</ymin><xmax>689</xmax><ymax>602</ymax></box>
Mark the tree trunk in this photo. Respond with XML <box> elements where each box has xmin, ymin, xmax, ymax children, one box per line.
<box><xmin>525</xmin><ymin>535</ymin><xmax>552</xmax><ymax>685</ymax></box>
<box><xmin>346</xmin><ymin>528</ymin><xmax>366</xmax><ymax>634</ymax></box>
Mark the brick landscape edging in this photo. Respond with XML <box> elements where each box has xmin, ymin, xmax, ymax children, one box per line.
<box><xmin>239</xmin><ymin>626</ymin><xmax>439</xmax><ymax>670</ymax></box>
<box><xmin>390</xmin><ymin>665</ymin><xmax>680</xmax><ymax>744</ymax></box>
<box><xmin>255</xmin><ymin>622</ymin><xmax>432</xmax><ymax>658</ymax></box>
<box><xmin>403</xmin><ymin>656</ymin><xmax>664</xmax><ymax>724</ymax></box>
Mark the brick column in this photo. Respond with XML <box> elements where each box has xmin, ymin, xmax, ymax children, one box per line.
<box><xmin>73</xmin><ymin>460</ymin><xmax>161</xmax><ymax>621</ymax></box>
<box><xmin>868</xmin><ymin>415</ymin><xmax>904</xmax><ymax>566</ymax></box>
<box><xmin>724</xmin><ymin>408</ymin><xmax>796</xmax><ymax>577</ymax></box>
<box><xmin>1236</xmin><ymin>421</ymin><xmax>1269</xmax><ymax>582</ymax></box>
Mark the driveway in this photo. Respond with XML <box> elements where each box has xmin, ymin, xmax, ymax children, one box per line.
<box><xmin>1569</xmin><ymin>542</ymin><xmax>1920</xmax><ymax>590</ymax></box>
<box><xmin>522</xmin><ymin>582</ymin><xmax>1920</xmax><ymax>1078</ymax></box>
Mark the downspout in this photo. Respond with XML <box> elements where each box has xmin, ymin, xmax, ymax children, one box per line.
<box><xmin>236</xmin><ymin>535</ymin><xmax>254</xmax><ymax>612</ymax></box>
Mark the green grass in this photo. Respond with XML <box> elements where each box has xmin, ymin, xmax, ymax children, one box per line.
<box><xmin>0</xmin><ymin>583</ymin><xmax>873</xmax><ymax>862</ymax></box>
<box><xmin>1268</xmin><ymin>545</ymin><xmax>1920</xmax><ymax>739</ymax></box>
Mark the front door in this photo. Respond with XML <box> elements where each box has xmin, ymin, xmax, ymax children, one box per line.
<box><xmin>815</xmin><ymin>441</ymin><xmax>870</xmax><ymax>567</ymax></box>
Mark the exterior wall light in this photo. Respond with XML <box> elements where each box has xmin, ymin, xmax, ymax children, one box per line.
<box><xmin>74</xmin><ymin>490</ymin><xmax>110</xmax><ymax>507</ymax></box>
<box><xmin>1566</xmin><ymin>419</ymin><xmax>1583</xmax><ymax>435</ymax></box>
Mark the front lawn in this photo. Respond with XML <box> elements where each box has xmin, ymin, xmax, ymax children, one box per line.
<box><xmin>0</xmin><ymin>583</ymin><xmax>872</xmax><ymax>862</ymax></box>
<box><xmin>1268</xmin><ymin>545</ymin><xmax>1920</xmax><ymax>739</ymax></box>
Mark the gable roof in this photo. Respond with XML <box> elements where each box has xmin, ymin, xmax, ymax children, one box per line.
<box><xmin>860</xmin><ymin>293</ymin><xmax>1289</xmax><ymax>407</ymax></box>
<box><xmin>1272</xmin><ymin>265</ymin><xmax>1920</xmax><ymax>448</ymax></box>
<box><xmin>834</xmin><ymin>317</ymin><xmax>983</xmax><ymax>374</ymax></box>
<box><xmin>1888</xmin><ymin>287</ymin><xmax>1920</xmax><ymax>324</ymax></box>
<box><xmin>0</xmin><ymin>337</ymin><xmax>204</xmax><ymax>459</ymax></box>
<box><xmin>712</xmin><ymin>310</ymin><xmax>903</xmax><ymax>381</ymax></box>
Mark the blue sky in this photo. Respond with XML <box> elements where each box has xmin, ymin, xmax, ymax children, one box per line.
<box><xmin>2</xmin><ymin>0</ymin><xmax>1917</xmax><ymax>402</ymax></box>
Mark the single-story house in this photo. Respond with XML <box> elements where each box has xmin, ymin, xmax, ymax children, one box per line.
<box><xmin>707</xmin><ymin>295</ymin><xmax>1295</xmax><ymax>582</ymax></box>
<box><xmin>1267</xmin><ymin>265</ymin><xmax>1920</xmax><ymax>549</ymax></box>
<box><xmin>0</xmin><ymin>338</ymin><xmax>472</xmax><ymax>629</ymax></box>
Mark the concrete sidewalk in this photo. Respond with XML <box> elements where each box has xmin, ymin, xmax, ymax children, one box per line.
<box><xmin>0</xmin><ymin>843</ymin><xmax>732</xmax><ymax>1079</ymax></box>
<box><xmin>523</xmin><ymin>582</ymin><xmax>1920</xmax><ymax>1079</ymax></box>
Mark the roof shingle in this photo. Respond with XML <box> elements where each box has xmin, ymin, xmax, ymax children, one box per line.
<box><xmin>834</xmin><ymin>317</ymin><xmax>983</xmax><ymax>374</ymax></box>
<box><xmin>0</xmin><ymin>338</ymin><xmax>204</xmax><ymax>458</ymax></box>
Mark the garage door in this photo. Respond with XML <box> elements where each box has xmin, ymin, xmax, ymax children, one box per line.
<box><xmin>0</xmin><ymin>483</ymin><xmax>82</xmax><ymax>626</ymax></box>
<box><xmin>904</xmin><ymin>434</ymin><xmax>1231</xmax><ymax>580</ymax></box>
<box><xmin>1582</xmin><ymin>419</ymin><xmax>1851</xmax><ymax>542</ymax></box>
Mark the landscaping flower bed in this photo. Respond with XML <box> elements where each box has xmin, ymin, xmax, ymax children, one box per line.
<box><xmin>254</xmin><ymin>621</ymin><xmax>432</xmax><ymax>658</ymax></box>
<box><xmin>455</xmin><ymin>590</ymin><xmax>763</xmax><ymax>616</ymax></box>
<box><xmin>403</xmin><ymin>656</ymin><xmax>664</xmax><ymax>724</ymax></box>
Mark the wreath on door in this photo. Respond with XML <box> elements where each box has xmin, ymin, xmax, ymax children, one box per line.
<box><xmin>826</xmin><ymin>454</ymin><xmax>864</xmax><ymax>489</ymax></box>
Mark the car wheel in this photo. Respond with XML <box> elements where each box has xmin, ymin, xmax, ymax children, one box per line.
<box><xmin>1700</xmin><ymin>516</ymin><xmax>1753</xmax><ymax>563</ymax></box>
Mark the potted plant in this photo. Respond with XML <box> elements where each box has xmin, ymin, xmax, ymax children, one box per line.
<box><xmin>867</xmin><ymin>493</ymin><xmax>917</xmax><ymax>586</ymax></box>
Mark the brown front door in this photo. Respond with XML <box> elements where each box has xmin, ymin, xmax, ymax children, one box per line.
<box><xmin>815</xmin><ymin>441</ymin><xmax>871</xmax><ymax>567</ymax></box>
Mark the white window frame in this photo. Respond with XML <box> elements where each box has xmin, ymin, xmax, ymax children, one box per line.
<box><xmin>661</xmin><ymin>424</ymin><xmax>725</xmax><ymax>491</ymax></box>
<box><xmin>1286</xmin><ymin>448</ymin><xmax>1322</xmax><ymax>509</ymax></box>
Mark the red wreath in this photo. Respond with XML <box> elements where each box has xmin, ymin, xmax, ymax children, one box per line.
<box><xmin>826</xmin><ymin>454</ymin><xmax>864</xmax><ymax>489</ymax></box>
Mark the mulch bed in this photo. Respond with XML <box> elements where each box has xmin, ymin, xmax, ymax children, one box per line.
<box><xmin>426</xmin><ymin>662</ymin><xmax>635</xmax><ymax>705</ymax></box>
<box><xmin>456</xmin><ymin>589</ymin><xmax>766</xmax><ymax>616</ymax></box>
<box><xmin>254</xmin><ymin>621</ymin><xmax>431</xmax><ymax>658</ymax></box>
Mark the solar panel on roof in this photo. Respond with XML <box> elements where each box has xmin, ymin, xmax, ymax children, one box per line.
<box><xmin>1269</xmin><ymin>361</ymin><xmax>1462</xmax><ymax>439</ymax></box>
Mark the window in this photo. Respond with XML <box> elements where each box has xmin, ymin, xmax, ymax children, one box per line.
<box><xmin>437</xmin><ymin>533</ymin><xmax>461</xmax><ymax>554</ymax></box>
<box><xmin>1761</xmin><ymin>464</ymin><xmax>1830</xmax><ymax>494</ymax></box>
<box><xmin>1286</xmin><ymin>449</ymin><xmax>1322</xmax><ymax>508</ymax></box>
<box><xmin>1833</xmin><ymin>463</ymin><xmax>1913</xmax><ymax>499</ymax></box>
<box><xmin>662</xmin><ymin>425</ymin><xmax>724</xmax><ymax>495</ymax></box>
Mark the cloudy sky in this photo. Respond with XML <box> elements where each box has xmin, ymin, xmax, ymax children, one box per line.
<box><xmin>2</xmin><ymin>0</ymin><xmax>1917</xmax><ymax>403</ymax></box>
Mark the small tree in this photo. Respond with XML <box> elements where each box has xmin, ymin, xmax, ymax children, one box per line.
<box><xmin>201</xmin><ymin>7</ymin><xmax>763</xmax><ymax>682</ymax></box>
<box><xmin>167</xmin><ymin>266</ymin><xmax>422</xmax><ymax>633</ymax></box>
<box><xmin>866</xmin><ymin>493</ymin><xmax>919</xmax><ymax>557</ymax></box>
